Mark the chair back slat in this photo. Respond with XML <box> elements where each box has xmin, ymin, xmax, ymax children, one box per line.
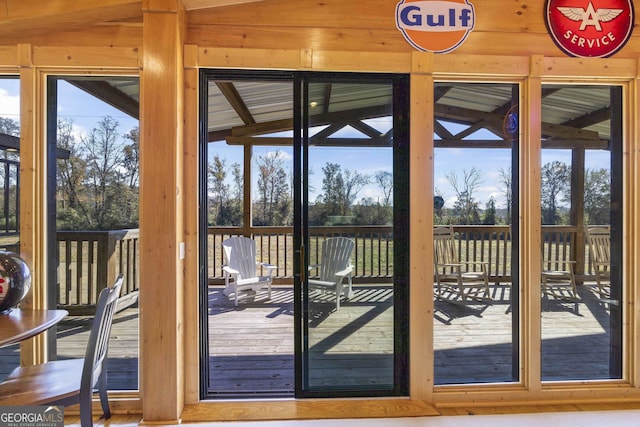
<box><xmin>318</xmin><ymin>237</ymin><xmax>354</xmax><ymax>282</ymax></box>
<box><xmin>223</xmin><ymin>236</ymin><xmax>258</xmax><ymax>280</ymax></box>
<box><xmin>585</xmin><ymin>226</ymin><xmax>611</xmax><ymax>270</ymax></box>
<box><xmin>82</xmin><ymin>275</ymin><xmax>123</xmax><ymax>393</ymax></box>
<box><xmin>434</xmin><ymin>226</ymin><xmax>458</xmax><ymax>268</ymax></box>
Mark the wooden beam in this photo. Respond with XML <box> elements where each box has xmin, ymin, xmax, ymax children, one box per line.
<box><xmin>215</xmin><ymin>82</ymin><xmax>255</xmax><ymax>125</ymax></box>
<box><xmin>139</xmin><ymin>0</ymin><xmax>185</xmax><ymax>422</ymax></box>
<box><xmin>225</xmin><ymin>136</ymin><xmax>391</xmax><ymax>147</ymax></box>
<box><xmin>226</xmin><ymin>104</ymin><xmax>392</xmax><ymax>140</ymax></box>
<box><xmin>67</xmin><ymin>80</ymin><xmax>139</xmax><ymax>120</ymax></box>
<box><xmin>435</xmin><ymin>139</ymin><xmax>609</xmax><ymax>150</ymax></box>
<box><xmin>231</xmin><ymin>118</ymin><xmax>291</xmax><ymax>137</ymax></box>
<box><xmin>322</xmin><ymin>83</ymin><xmax>332</xmax><ymax>114</ymax></box>
<box><xmin>435</xmin><ymin>104</ymin><xmax>601</xmax><ymax>141</ymax></box>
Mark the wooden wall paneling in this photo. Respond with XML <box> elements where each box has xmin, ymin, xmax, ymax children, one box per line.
<box><xmin>542</xmin><ymin>58</ymin><xmax>637</xmax><ymax>79</ymax></box>
<box><xmin>31</xmin><ymin>46</ymin><xmax>139</xmax><ymax>68</ymax></box>
<box><xmin>197</xmin><ymin>47</ymin><xmax>301</xmax><ymax>69</ymax></box>
<box><xmin>182</xmin><ymin>0</ymin><xmax>262</xmax><ymax>9</ymax></box>
<box><xmin>186</xmin><ymin>0</ymin><xmax>397</xmax><ymax>28</ymax></box>
<box><xmin>183</xmin><ymin>44</ymin><xmax>200</xmax><ymax>405</ymax></box>
<box><xmin>433</xmin><ymin>55</ymin><xmax>529</xmax><ymax>78</ymax></box>
<box><xmin>10</xmin><ymin>25</ymin><xmax>143</xmax><ymax>49</ymax></box>
<box><xmin>140</xmin><ymin>0</ymin><xmax>186</xmax><ymax>422</ymax></box>
<box><xmin>186</xmin><ymin>26</ymin><xmax>413</xmax><ymax>53</ymax></box>
<box><xmin>186</xmin><ymin>0</ymin><xmax>545</xmax><ymax>33</ymax></box>
<box><xmin>409</xmin><ymin>52</ymin><xmax>434</xmax><ymax>401</ymax></box>
<box><xmin>186</xmin><ymin>27</ymin><xmax>640</xmax><ymax>59</ymax></box>
<box><xmin>309</xmin><ymin>50</ymin><xmax>411</xmax><ymax>73</ymax></box>
<box><xmin>0</xmin><ymin>46</ymin><xmax>18</xmax><ymax>66</ymax></box>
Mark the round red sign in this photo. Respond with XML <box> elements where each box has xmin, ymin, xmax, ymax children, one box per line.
<box><xmin>545</xmin><ymin>0</ymin><xmax>634</xmax><ymax>58</ymax></box>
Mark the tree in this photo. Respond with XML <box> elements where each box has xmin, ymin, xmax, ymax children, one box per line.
<box><xmin>320</xmin><ymin>162</ymin><xmax>369</xmax><ymax>217</ymax></box>
<box><xmin>483</xmin><ymin>197</ymin><xmax>497</xmax><ymax>225</ymax></box>
<box><xmin>498</xmin><ymin>167</ymin><xmax>512</xmax><ymax>224</ymax></box>
<box><xmin>81</xmin><ymin>116</ymin><xmax>127</xmax><ymax>229</ymax></box>
<box><xmin>0</xmin><ymin>117</ymin><xmax>19</xmax><ymax>137</ymax></box>
<box><xmin>207</xmin><ymin>154</ymin><xmax>230</xmax><ymax>225</ymax></box>
<box><xmin>56</xmin><ymin>118</ymin><xmax>91</xmax><ymax>229</ymax></box>
<box><xmin>541</xmin><ymin>161</ymin><xmax>570</xmax><ymax>224</ymax></box>
<box><xmin>446</xmin><ymin>167</ymin><xmax>483</xmax><ymax>225</ymax></box>
<box><xmin>122</xmin><ymin>127</ymin><xmax>140</xmax><ymax>188</ymax></box>
<box><xmin>374</xmin><ymin>171</ymin><xmax>393</xmax><ymax>206</ymax></box>
<box><xmin>254</xmin><ymin>151</ymin><xmax>291</xmax><ymax>226</ymax></box>
<box><xmin>584</xmin><ymin>168</ymin><xmax>610</xmax><ymax>225</ymax></box>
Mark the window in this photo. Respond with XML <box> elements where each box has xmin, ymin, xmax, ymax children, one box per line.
<box><xmin>48</xmin><ymin>76</ymin><xmax>140</xmax><ymax>391</ymax></box>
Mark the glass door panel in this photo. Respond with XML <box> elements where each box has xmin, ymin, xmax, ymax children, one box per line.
<box><xmin>298</xmin><ymin>74</ymin><xmax>409</xmax><ymax>395</ymax></box>
<box><xmin>48</xmin><ymin>76</ymin><xmax>140</xmax><ymax>391</ymax></box>
<box><xmin>540</xmin><ymin>85</ymin><xmax>623</xmax><ymax>381</ymax></box>
<box><xmin>433</xmin><ymin>82</ymin><xmax>519</xmax><ymax>385</ymax></box>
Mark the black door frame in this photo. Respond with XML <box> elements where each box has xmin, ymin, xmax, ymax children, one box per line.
<box><xmin>198</xmin><ymin>69</ymin><xmax>410</xmax><ymax>399</ymax></box>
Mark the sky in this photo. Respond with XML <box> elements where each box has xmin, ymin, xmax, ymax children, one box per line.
<box><xmin>0</xmin><ymin>76</ymin><xmax>610</xmax><ymax>213</ymax></box>
<box><xmin>0</xmin><ymin>76</ymin><xmax>138</xmax><ymax>143</ymax></box>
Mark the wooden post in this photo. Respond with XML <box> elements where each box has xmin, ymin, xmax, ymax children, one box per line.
<box><xmin>96</xmin><ymin>231</ymin><xmax>118</xmax><ymax>295</ymax></box>
<box><xmin>409</xmin><ymin>52</ymin><xmax>434</xmax><ymax>401</ymax></box>
<box><xmin>570</xmin><ymin>147</ymin><xmax>586</xmax><ymax>282</ymax></box>
<box><xmin>140</xmin><ymin>0</ymin><xmax>185</xmax><ymax>423</ymax></box>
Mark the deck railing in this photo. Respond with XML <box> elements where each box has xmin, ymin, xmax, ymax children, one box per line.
<box><xmin>208</xmin><ymin>224</ymin><xmax>603</xmax><ymax>284</ymax></box>
<box><xmin>207</xmin><ymin>226</ymin><xmax>394</xmax><ymax>283</ymax></box>
<box><xmin>52</xmin><ymin>224</ymin><xmax>603</xmax><ymax>311</ymax></box>
<box><xmin>57</xmin><ymin>229</ymin><xmax>139</xmax><ymax>314</ymax></box>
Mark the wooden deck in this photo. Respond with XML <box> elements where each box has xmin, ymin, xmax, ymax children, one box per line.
<box><xmin>0</xmin><ymin>283</ymin><xmax>615</xmax><ymax>392</ymax></box>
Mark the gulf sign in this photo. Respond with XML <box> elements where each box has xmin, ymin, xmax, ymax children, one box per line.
<box><xmin>545</xmin><ymin>0</ymin><xmax>634</xmax><ymax>58</ymax></box>
<box><xmin>396</xmin><ymin>0</ymin><xmax>475</xmax><ymax>53</ymax></box>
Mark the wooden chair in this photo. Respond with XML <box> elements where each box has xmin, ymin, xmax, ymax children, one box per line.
<box><xmin>585</xmin><ymin>225</ymin><xmax>611</xmax><ymax>299</ymax></box>
<box><xmin>222</xmin><ymin>236</ymin><xmax>276</xmax><ymax>306</ymax></box>
<box><xmin>308</xmin><ymin>236</ymin><xmax>355</xmax><ymax>310</ymax></box>
<box><xmin>541</xmin><ymin>259</ymin><xmax>578</xmax><ymax>301</ymax></box>
<box><xmin>0</xmin><ymin>275</ymin><xmax>123</xmax><ymax>427</ymax></box>
<box><xmin>433</xmin><ymin>226</ymin><xmax>491</xmax><ymax>303</ymax></box>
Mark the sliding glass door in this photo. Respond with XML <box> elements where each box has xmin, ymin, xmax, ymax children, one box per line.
<box><xmin>295</xmin><ymin>73</ymin><xmax>409</xmax><ymax>396</ymax></box>
<box><xmin>200</xmin><ymin>70</ymin><xmax>409</xmax><ymax>398</ymax></box>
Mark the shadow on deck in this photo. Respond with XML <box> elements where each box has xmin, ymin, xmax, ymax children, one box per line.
<box><xmin>0</xmin><ymin>283</ymin><xmax>616</xmax><ymax>392</ymax></box>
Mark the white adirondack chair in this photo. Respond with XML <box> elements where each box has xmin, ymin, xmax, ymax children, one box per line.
<box><xmin>222</xmin><ymin>236</ymin><xmax>276</xmax><ymax>306</ymax></box>
<box><xmin>308</xmin><ymin>237</ymin><xmax>355</xmax><ymax>310</ymax></box>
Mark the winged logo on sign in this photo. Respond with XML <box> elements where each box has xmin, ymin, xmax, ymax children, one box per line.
<box><xmin>557</xmin><ymin>2</ymin><xmax>623</xmax><ymax>30</ymax></box>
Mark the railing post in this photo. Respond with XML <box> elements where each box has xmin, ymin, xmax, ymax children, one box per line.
<box><xmin>97</xmin><ymin>231</ymin><xmax>118</xmax><ymax>293</ymax></box>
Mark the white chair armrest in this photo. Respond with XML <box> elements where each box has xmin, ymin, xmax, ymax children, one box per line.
<box><xmin>222</xmin><ymin>266</ymin><xmax>239</xmax><ymax>276</ymax></box>
<box><xmin>335</xmin><ymin>265</ymin><xmax>353</xmax><ymax>278</ymax></box>
<box><xmin>258</xmin><ymin>262</ymin><xmax>277</xmax><ymax>270</ymax></box>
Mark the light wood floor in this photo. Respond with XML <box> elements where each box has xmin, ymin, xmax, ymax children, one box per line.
<box><xmin>61</xmin><ymin>402</ymin><xmax>640</xmax><ymax>426</ymax></box>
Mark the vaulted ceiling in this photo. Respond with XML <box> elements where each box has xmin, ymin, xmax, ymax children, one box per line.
<box><xmin>0</xmin><ymin>0</ymin><xmax>263</xmax><ymax>41</ymax></box>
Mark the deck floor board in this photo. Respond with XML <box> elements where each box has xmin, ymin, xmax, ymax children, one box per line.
<box><xmin>0</xmin><ymin>283</ymin><xmax>616</xmax><ymax>391</ymax></box>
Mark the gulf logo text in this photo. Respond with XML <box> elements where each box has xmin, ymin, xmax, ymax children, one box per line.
<box><xmin>396</xmin><ymin>1</ymin><xmax>475</xmax><ymax>32</ymax></box>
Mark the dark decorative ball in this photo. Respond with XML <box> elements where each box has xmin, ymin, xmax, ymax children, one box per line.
<box><xmin>0</xmin><ymin>251</ymin><xmax>32</xmax><ymax>313</ymax></box>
